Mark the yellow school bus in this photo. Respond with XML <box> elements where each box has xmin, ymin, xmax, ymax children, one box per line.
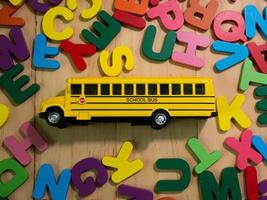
<box><xmin>39</xmin><ymin>77</ymin><xmax>217</xmax><ymax>129</ymax></box>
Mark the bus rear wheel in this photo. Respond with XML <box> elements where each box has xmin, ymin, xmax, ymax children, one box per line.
<box><xmin>46</xmin><ymin>108</ymin><xmax>65</xmax><ymax>127</ymax></box>
<box><xmin>151</xmin><ymin>110</ymin><xmax>170</xmax><ymax>129</ymax></box>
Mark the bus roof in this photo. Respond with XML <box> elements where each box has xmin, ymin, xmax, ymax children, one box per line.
<box><xmin>67</xmin><ymin>77</ymin><xmax>213</xmax><ymax>84</ymax></box>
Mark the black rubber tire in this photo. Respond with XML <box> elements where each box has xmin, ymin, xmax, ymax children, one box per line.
<box><xmin>151</xmin><ymin>110</ymin><xmax>170</xmax><ymax>129</ymax></box>
<box><xmin>46</xmin><ymin>108</ymin><xmax>65</xmax><ymax>127</ymax></box>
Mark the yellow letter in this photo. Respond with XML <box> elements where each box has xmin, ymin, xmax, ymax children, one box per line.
<box><xmin>216</xmin><ymin>94</ymin><xmax>251</xmax><ymax>132</ymax></box>
<box><xmin>9</xmin><ymin>0</ymin><xmax>24</xmax><ymax>6</ymax></box>
<box><xmin>99</xmin><ymin>46</ymin><xmax>135</xmax><ymax>77</ymax></box>
<box><xmin>102</xmin><ymin>141</ymin><xmax>143</xmax><ymax>184</ymax></box>
<box><xmin>66</xmin><ymin>0</ymin><xmax>102</xmax><ymax>20</ymax></box>
<box><xmin>42</xmin><ymin>7</ymin><xmax>74</xmax><ymax>41</ymax></box>
<box><xmin>0</xmin><ymin>103</ymin><xmax>9</xmax><ymax>127</ymax></box>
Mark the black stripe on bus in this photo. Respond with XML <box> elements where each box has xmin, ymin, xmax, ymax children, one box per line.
<box><xmin>70</xmin><ymin>102</ymin><xmax>215</xmax><ymax>105</ymax></box>
<box><xmin>70</xmin><ymin>109</ymin><xmax>153</xmax><ymax>111</ymax></box>
<box><xmin>169</xmin><ymin>109</ymin><xmax>215</xmax><ymax>111</ymax></box>
<box><xmin>70</xmin><ymin>95</ymin><xmax>215</xmax><ymax>98</ymax></box>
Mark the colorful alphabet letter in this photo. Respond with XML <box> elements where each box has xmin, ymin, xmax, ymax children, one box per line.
<box><xmin>32</xmin><ymin>164</ymin><xmax>71</xmax><ymax>200</ymax></box>
<box><xmin>33</xmin><ymin>34</ymin><xmax>60</xmax><ymax>70</ymax></box>
<box><xmin>71</xmin><ymin>158</ymin><xmax>108</xmax><ymax>198</ymax></box>
<box><xmin>216</xmin><ymin>94</ymin><xmax>251</xmax><ymax>131</ymax></box>
<box><xmin>102</xmin><ymin>141</ymin><xmax>144</xmax><ymax>184</ymax></box>
<box><xmin>245</xmin><ymin>166</ymin><xmax>259</xmax><ymax>200</ymax></box>
<box><xmin>187</xmin><ymin>137</ymin><xmax>222</xmax><ymax>174</ymax></box>
<box><xmin>0</xmin><ymin>104</ymin><xmax>9</xmax><ymax>128</ymax></box>
<box><xmin>171</xmin><ymin>31</ymin><xmax>210</xmax><ymax>68</ymax></box>
<box><xmin>147</xmin><ymin>0</ymin><xmax>184</xmax><ymax>31</ymax></box>
<box><xmin>60</xmin><ymin>40</ymin><xmax>96</xmax><ymax>71</ymax></box>
<box><xmin>212</xmin><ymin>40</ymin><xmax>249</xmax><ymax>72</ymax></box>
<box><xmin>82</xmin><ymin>10</ymin><xmax>121</xmax><ymax>50</ymax></box>
<box><xmin>254</xmin><ymin>86</ymin><xmax>267</xmax><ymax>124</ymax></box>
<box><xmin>27</xmin><ymin>0</ymin><xmax>62</xmax><ymax>13</ymax></box>
<box><xmin>117</xmin><ymin>184</ymin><xmax>153</xmax><ymax>200</ymax></box>
<box><xmin>224</xmin><ymin>129</ymin><xmax>263</xmax><ymax>170</ymax></box>
<box><xmin>184</xmin><ymin>0</ymin><xmax>218</xmax><ymax>31</ymax></box>
<box><xmin>0</xmin><ymin>64</ymin><xmax>40</xmax><ymax>105</ymax></box>
<box><xmin>239</xmin><ymin>59</ymin><xmax>267</xmax><ymax>92</ymax></box>
<box><xmin>247</xmin><ymin>42</ymin><xmax>267</xmax><ymax>74</ymax></box>
<box><xmin>198</xmin><ymin>167</ymin><xmax>241</xmax><ymax>200</ymax></box>
<box><xmin>99</xmin><ymin>46</ymin><xmax>135</xmax><ymax>77</ymax></box>
<box><xmin>252</xmin><ymin>135</ymin><xmax>267</xmax><ymax>161</ymax></box>
<box><xmin>213</xmin><ymin>11</ymin><xmax>247</xmax><ymax>42</ymax></box>
<box><xmin>155</xmin><ymin>158</ymin><xmax>191</xmax><ymax>192</ymax></box>
<box><xmin>4</xmin><ymin>122</ymin><xmax>48</xmax><ymax>166</ymax></box>
<box><xmin>42</xmin><ymin>6</ymin><xmax>74</xmax><ymax>41</ymax></box>
<box><xmin>0</xmin><ymin>3</ymin><xmax>25</xmax><ymax>26</ymax></box>
<box><xmin>244</xmin><ymin>5</ymin><xmax>267</xmax><ymax>39</ymax></box>
<box><xmin>0</xmin><ymin>159</ymin><xmax>28</xmax><ymax>198</ymax></box>
<box><xmin>141</xmin><ymin>25</ymin><xmax>176</xmax><ymax>61</ymax></box>
<box><xmin>0</xmin><ymin>27</ymin><xmax>29</xmax><ymax>71</ymax></box>
<box><xmin>114</xmin><ymin>0</ymin><xmax>149</xmax><ymax>16</ymax></box>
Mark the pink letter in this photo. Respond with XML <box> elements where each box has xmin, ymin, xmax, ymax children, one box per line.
<box><xmin>147</xmin><ymin>0</ymin><xmax>184</xmax><ymax>31</ymax></box>
<box><xmin>171</xmin><ymin>31</ymin><xmax>210</xmax><ymax>68</ymax></box>
<box><xmin>3</xmin><ymin>122</ymin><xmax>48</xmax><ymax>166</ymax></box>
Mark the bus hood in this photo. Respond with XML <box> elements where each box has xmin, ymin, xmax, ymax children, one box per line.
<box><xmin>40</xmin><ymin>96</ymin><xmax>65</xmax><ymax>112</ymax></box>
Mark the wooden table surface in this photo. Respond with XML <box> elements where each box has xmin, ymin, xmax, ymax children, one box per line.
<box><xmin>1</xmin><ymin>0</ymin><xmax>267</xmax><ymax>199</ymax></box>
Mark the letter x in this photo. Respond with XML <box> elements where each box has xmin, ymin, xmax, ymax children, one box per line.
<box><xmin>225</xmin><ymin>129</ymin><xmax>262</xmax><ymax>170</ymax></box>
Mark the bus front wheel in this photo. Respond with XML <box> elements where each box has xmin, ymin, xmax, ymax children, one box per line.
<box><xmin>46</xmin><ymin>108</ymin><xmax>65</xmax><ymax>127</ymax></box>
<box><xmin>151</xmin><ymin>110</ymin><xmax>170</xmax><ymax>129</ymax></box>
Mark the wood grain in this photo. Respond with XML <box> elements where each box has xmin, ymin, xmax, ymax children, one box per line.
<box><xmin>0</xmin><ymin>0</ymin><xmax>267</xmax><ymax>199</ymax></box>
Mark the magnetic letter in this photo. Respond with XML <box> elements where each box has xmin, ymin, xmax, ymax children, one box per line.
<box><xmin>32</xmin><ymin>164</ymin><xmax>71</xmax><ymax>200</ymax></box>
<box><xmin>252</xmin><ymin>135</ymin><xmax>267</xmax><ymax>160</ymax></box>
<box><xmin>259</xmin><ymin>180</ymin><xmax>267</xmax><ymax>200</ymax></box>
<box><xmin>0</xmin><ymin>64</ymin><xmax>40</xmax><ymax>105</ymax></box>
<box><xmin>198</xmin><ymin>167</ymin><xmax>241</xmax><ymax>200</ymax></box>
<box><xmin>212</xmin><ymin>40</ymin><xmax>249</xmax><ymax>72</ymax></box>
<box><xmin>239</xmin><ymin>59</ymin><xmax>267</xmax><ymax>92</ymax></box>
<box><xmin>66</xmin><ymin>0</ymin><xmax>102</xmax><ymax>20</ymax></box>
<box><xmin>224</xmin><ymin>129</ymin><xmax>263</xmax><ymax>170</ymax></box>
<box><xmin>147</xmin><ymin>0</ymin><xmax>184</xmax><ymax>31</ymax></box>
<box><xmin>244</xmin><ymin>5</ymin><xmax>267</xmax><ymax>39</ymax></box>
<box><xmin>0</xmin><ymin>3</ymin><xmax>25</xmax><ymax>26</ymax></box>
<box><xmin>99</xmin><ymin>46</ymin><xmax>134</xmax><ymax>77</ymax></box>
<box><xmin>187</xmin><ymin>137</ymin><xmax>222</xmax><ymax>174</ymax></box>
<box><xmin>42</xmin><ymin>6</ymin><xmax>74</xmax><ymax>41</ymax></box>
<box><xmin>155</xmin><ymin>158</ymin><xmax>191</xmax><ymax>192</ymax></box>
<box><xmin>9</xmin><ymin>0</ymin><xmax>24</xmax><ymax>6</ymax></box>
<box><xmin>184</xmin><ymin>0</ymin><xmax>218</xmax><ymax>31</ymax></box>
<box><xmin>113</xmin><ymin>10</ymin><xmax>146</xmax><ymax>30</ymax></box>
<box><xmin>245</xmin><ymin>166</ymin><xmax>259</xmax><ymax>200</ymax></box>
<box><xmin>27</xmin><ymin>0</ymin><xmax>62</xmax><ymax>13</ymax></box>
<box><xmin>213</xmin><ymin>11</ymin><xmax>247</xmax><ymax>42</ymax></box>
<box><xmin>102</xmin><ymin>141</ymin><xmax>144</xmax><ymax>184</ymax></box>
<box><xmin>171</xmin><ymin>31</ymin><xmax>210</xmax><ymax>68</ymax></box>
<box><xmin>82</xmin><ymin>10</ymin><xmax>121</xmax><ymax>50</ymax></box>
<box><xmin>117</xmin><ymin>184</ymin><xmax>153</xmax><ymax>200</ymax></box>
<box><xmin>141</xmin><ymin>25</ymin><xmax>176</xmax><ymax>61</ymax></box>
<box><xmin>254</xmin><ymin>86</ymin><xmax>267</xmax><ymax>124</ymax></box>
<box><xmin>60</xmin><ymin>40</ymin><xmax>96</xmax><ymax>71</ymax></box>
<box><xmin>114</xmin><ymin>0</ymin><xmax>149</xmax><ymax>16</ymax></box>
<box><xmin>71</xmin><ymin>158</ymin><xmax>108</xmax><ymax>198</ymax></box>
<box><xmin>0</xmin><ymin>104</ymin><xmax>9</xmax><ymax>128</ymax></box>
<box><xmin>216</xmin><ymin>94</ymin><xmax>251</xmax><ymax>131</ymax></box>
<box><xmin>33</xmin><ymin>34</ymin><xmax>60</xmax><ymax>70</ymax></box>
<box><xmin>4</xmin><ymin>122</ymin><xmax>48</xmax><ymax>166</ymax></box>
<box><xmin>247</xmin><ymin>42</ymin><xmax>267</xmax><ymax>74</ymax></box>
<box><xmin>0</xmin><ymin>159</ymin><xmax>28</xmax><ymax>198</ymax></box>
<box><xmin>0</xmin><ymin>27</ymin><xmax>30</xmax><ymax>71</ymax></box>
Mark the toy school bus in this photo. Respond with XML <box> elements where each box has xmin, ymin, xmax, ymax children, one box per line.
<box><xmin>39</xmin><ymin>77</ymin><xmax>217</xmax><ymax>129</ymax></box>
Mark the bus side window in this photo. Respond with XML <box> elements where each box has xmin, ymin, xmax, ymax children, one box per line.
<box><xmin>184</xmin><ymin>84</ymin><xmax>193</xmax><ymax>95</ymax></box>
<box><xmin>101</xmin><ymin>84</ymin><xmax>110</xmax><ymax>95</ymax></box>
<box><xmin>125</xmin><ymin>84</ymin><xmax>133</xmax><ymax>95</ymax></box>
<box><xmin>136</xmin><ymin>84</ymin><xmax>145</xmax><ymax>95</ymax></box>
<box><xmin>172</xmin><ymin>84</ymin><xmax>181</xmax><ymax>95</ymax></box>
<box><xmin>195</xmin><ymin>84</ymin><xmax>205</xmax><ymax>95</ymax></box>
<box><xmin>85</xmin><ymin>84</ymin><xmax>98</xmax><ymax>95</ymax></box>
<box><xmin>71</xmin><ymin>84</ymin><xmax>82</xmax><ymax>95</ymax></box>
<box><xmin>148</xmin><ymin>84</ymin><xmax>157</xmax><ymax>95</ymax></box>
<box><xmin>113</xmin><ymin>84</ymin><xmax>122</xmax><ymax>95</ymax></box>
<box><xmin>160</xmin><ymin>84</ymin><xmax>169</xmax><ymax>95</ymax></box>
